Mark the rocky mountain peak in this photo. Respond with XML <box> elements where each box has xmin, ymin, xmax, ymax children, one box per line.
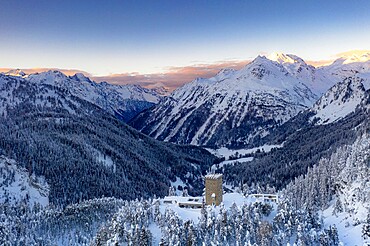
<box><xmin>4</xmin><ymin>69</ymin><xmax>27</xmax><ymax>77</ymax></box>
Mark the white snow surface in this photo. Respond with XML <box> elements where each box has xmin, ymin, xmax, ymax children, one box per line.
<box><xmin>0</xmin><ymin>155</ymin><xmax>49</xmax><ymax>207</ymax></box>
<box><xmin>207</xmin><ymin>143</ymin><xmax>283</xmax><ymax>159</ymax></box>
<box><xmin>310</xmin><ymin>76</ymin><xmax>367</xmax><ymax>124</ymax></box>
<box><xmin>311</xmin><ymin>52</ymin><xmax>370</xmax><ymax>125</ymax></box>
<box><xmin>310</xmin><ymin>134</ymin><xmax>370</xmax><ymax>245</ymax></box>
<box><xmin>323</xmin><ymin>134</ymin><xmax>370</xmax><ymax>245</ymax></box>
<box><xmin>322</xmin><ymin>195</ymin><xmax>368</xmax><ymax>246</ymax></box>
<box><xmin>322</xmin><ymin>179</ymin><xmax>369</xmax><ymax>245</ymax></box>
<box><xmin>96</xmin><ymin>150</ymin><xmax>115</xmax><ymax>170</ymax></box>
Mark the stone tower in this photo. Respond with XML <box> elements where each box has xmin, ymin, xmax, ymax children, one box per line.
<box><xmin>205</xmin><ymin>174</ymin><xmax>223</xmax><ymax>206</ymax></box>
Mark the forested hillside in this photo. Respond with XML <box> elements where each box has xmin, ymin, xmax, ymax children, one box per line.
<box><xmin>0</xmin><ymin>75</ymin><xmax>218</xmax><ymax>207</ymax></box>
<box><xmin>223</xmin><ymin>106</ymin><xmax>369</xmax><ymax>191</ymax></box>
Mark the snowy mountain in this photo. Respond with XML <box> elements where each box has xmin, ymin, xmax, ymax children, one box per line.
<box><xmin>22</xmin><ymin>70</ymin><xmax>164</xmax><ymax>121</ymax></box>
<box><xmin>1</xmin><ymin>53</ymin><xmax>369</xmax><ymax>245</ymax></box>
<box><xmin>310</xmin><ymin>76</ymin><xmax>369</xmax><ymax>124</ymax></box>
<box><xmin>130</xmin><ymin>53</ymin><xmax>336</xmax><ymax>148</ymax></box>
<box><xmin>320</xmin><ymin>51</ymin><xmax>370</xmax><ymax>90</ymax></box>
<box><xmin>2</xmin><ymin>69</ymin><xmax>27</xmax><ymax>77</ymax></box>
<box><xmin>323</xmin><ymin>52</ymin><xmax>370</xmax><ymax>72</ymax></box>
<box><xmin>294</xmin><ymin>52</ymin><xmax>370</xmax><ymax>125</ymax></box>
<box><xmin>0</xmin><ymin>73</ymin><xmax>89</xmax><ymax>117</ymax></box>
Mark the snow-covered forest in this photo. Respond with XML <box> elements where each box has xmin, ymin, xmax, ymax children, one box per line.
<box><xmin>0</xmin><ymin>51</ymin><xmax>369</xmax><ymax>245</ymax></box>
<box><xmin>0</xmin><ymin>193</ymin><xmax>340</xmax><ymax>245</ymax></box>
<box><xmin>1</xmin><ymin>133</ymin><xmax>369</xmax><ymax>245</ymax></box>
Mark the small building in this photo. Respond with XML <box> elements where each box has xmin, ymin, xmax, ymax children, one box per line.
<box><xmin>162</xmin><ymin>196</ymin><xmax>202</xmax><ymax>209</ymax></box>
<box><xmin>249</xmin><ymin>194</ymin><xmax>278</xmax><ymax>203</ymax></box>
<box><xmin>178</xmin><ymin>197</ymin><xmax>202</xmax><ymax>209</ymax></box>
<box><xmin>205</xmin><ymin>174</ymin><xmax>223</xmax><ymax>206</ymax></box>
<box><xmin>162</xmin><ymin>197</ymin><xmax>178</xmax><ymax>205</ymax></box>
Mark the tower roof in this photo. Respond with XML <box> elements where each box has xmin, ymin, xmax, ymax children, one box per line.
<box><xmin>205</xmin><ymin>174</ymin><xmax>222</xmax><ymax>179</ymax></box>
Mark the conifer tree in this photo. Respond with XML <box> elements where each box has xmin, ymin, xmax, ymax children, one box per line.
<box><xmin>363</xmin><ymin>212</ymin><xmax>370</xmax><ymax>240</ymax></box>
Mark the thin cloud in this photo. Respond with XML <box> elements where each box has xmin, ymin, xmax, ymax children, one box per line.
<box><xmin>334</xmin><ymin>49</ymin><xmax>370</xmax><ymax>58</ymax></box>
<box><xmin>2</xmin><ymin>50</ymin><xmax>370</xmax><ymax>90</ymax></box>
<box><xmin>305</xmin><ymin>60</ymin><xmax>334</xmax><ymax>67</ymax></box>
<box><xmin>92</xmin><ymin>60</ymin><xmax>250</xmax><ymax>91</ymax></box>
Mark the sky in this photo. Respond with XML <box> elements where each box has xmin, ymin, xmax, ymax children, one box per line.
<box><xmin>1</xmin><ymin>0</ymin><xmax>370</xmax><ymax>89</ymax></box>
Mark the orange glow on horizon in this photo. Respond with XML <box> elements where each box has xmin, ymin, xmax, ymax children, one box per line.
<box><xmin>2</xmin><ymin>50</ymin><xmax>370</xmax><ymax>90</ymax></box>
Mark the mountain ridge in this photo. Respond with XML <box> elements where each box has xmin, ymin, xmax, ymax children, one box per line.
<box><xmin>15</xmin><ymin>70</ymin><xmax>165</xmax><ymax>121</ymax></box>
<box><xmin>130</xmin><ymin>53</ymin><xmax>338</xmax><ymax>148</ymax></box>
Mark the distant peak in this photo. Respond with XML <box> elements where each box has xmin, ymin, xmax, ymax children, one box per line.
<box><xmin>267</xmin><ymin>52</ymin><xmax>306</xmax><ymax>65</ymax></box>
<box><xmin>252</xmin><ymin>55</ymin><xmax>268</xmax><ymax>62</ymax></box>
<box><xmin>28</xmin><ymin>70</ymin><xmax>69</xmax><ymax>81</ymax></box>
<box><xmin>151</xmin><ymin>86</ymin><xmax>170</xmax><ymax>96</ymax></box>
<box><xmin>42</xmin><ymin>70</ymin><xmax>66</xmax><ymax>76</ymax></box>
<box><xmin>74</xmin><ymin>72</ymin><xmax>87</xmax><ymax>78</ymax></box>
<box><xmin>5</xmin><ymin>69</ymin><xmax>26</xmax><ymax>77</ymax></box>
<box><xmin>338</xmin><ymin>50</ymin><xmax>370</xmax><ymax>59</ymax></box>
<box><xmin>327</xmin><ymin>51</ymin><xmax>370</xmax><ymax>68</ymax></box>
<box><xmin>246</xmin><ymin>55</ymin><xmax>270</xmax><ymax>68</ymax></box>
<box><xmin>339</xmin><ymin>52</ymin><xmax>370</xmax><ymax>64</ymax></box>
<box><xmin>70</xmin><ymin>73</ymin><xmax>92</xmax><ymax>82</ymax></box>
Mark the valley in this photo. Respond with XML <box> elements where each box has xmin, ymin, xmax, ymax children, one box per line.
<box><xmin>0</xmin><ymin>51</ymin><xmax>369</xmax><ymax>245</ymax></box>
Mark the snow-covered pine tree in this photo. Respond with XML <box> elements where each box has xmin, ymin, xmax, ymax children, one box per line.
<box><xmin>168</xmin><ymin>186</ymin><xmax>176</xmax><ymax>196</ymax></box>
<box><xmin>363</xmin><ymin>212</ymin><xmax>370</xmax><ymax>240</ymax></box>
<box><xmin>182</xmin><ymin>188</ymin><xmax>188</xmax><ymax>197</ymax></box>
<box><xmin>332</xmin><ymin>197</ymin><xmax>343</xmax><ymax>216</ymax></box>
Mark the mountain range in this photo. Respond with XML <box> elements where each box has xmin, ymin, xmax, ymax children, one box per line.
<box><xmin>129</xmin><ymin>52</ymin><xmax>370</xmax><ymax>148</ymax></box>
<box><xmin>1</xmin><ymin>52</ymin><xmax>368</xmax><ymax>206</ymax></box>
<box><xmin>0</xmin><ymin>52</ymin><xmax>369</xmax><ymax>245</ymax></box>
<box><xmin>1</xmin><ymin>69</ymin><xmax>166</xmax><ymax>121</ymax></box>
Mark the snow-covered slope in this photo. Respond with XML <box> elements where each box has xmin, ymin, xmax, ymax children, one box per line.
<box><xmin>310</xmin><ymin>76</ymin><xmax>368</xmax><ymax>124</ymax></box>
<box><xmin>322</xmin><ymin>135</ymin><xmax>370</xmax><ymax>245</ymax></box>
<box><xmin>0</xmin><ymin>155</ymin><xmax>49</xmax><ymax>207</ymax></box>
<box><xmin>24</xmin><ymin>70</ymin><xmax>163</xmax><ymax>121</ymax></box>
<box><xmin>0</xmin><ymin>73</ymin><xmax>88</xmax><ymax>116</ymax></box>
<box><xmin>311</xmin><ymin>51</ymin><xmax>370</xmax><ymax>125</ymax></box>
<box><xmin>320</xmin><ymin>51</ymin><xmax>370</xmax><ymax>90</ymax></box>
<box><xmin>283</xmin><ymin>133</ymin><xmax>370</xmax><ymax>245</ymax></box>
<box><xmin>130</xmin><ymin>53</ymin><xmax>336</xmax><ymax>148</ymax></box>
